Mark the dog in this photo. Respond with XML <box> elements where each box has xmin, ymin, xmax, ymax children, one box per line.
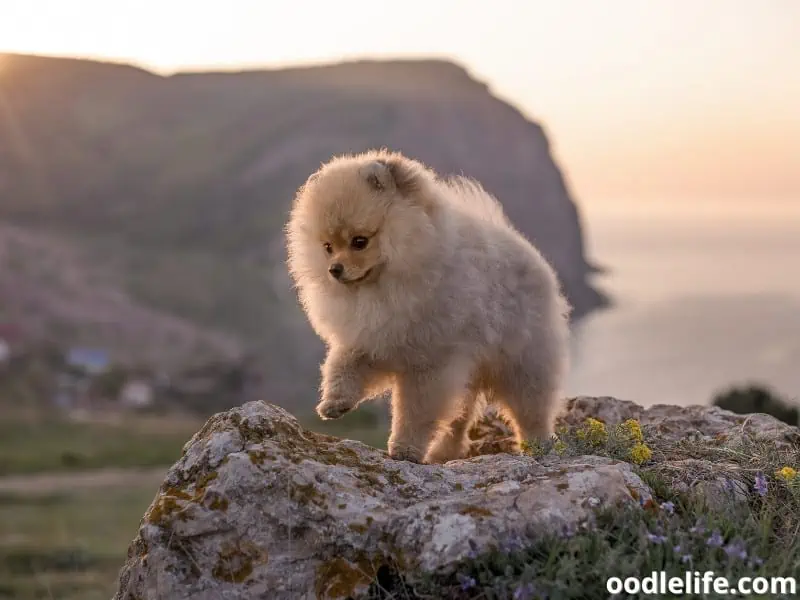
<box><xmin>285</xmin><ymin>150</ymin><xmax>571</xmax><ymax>463</ymax></box>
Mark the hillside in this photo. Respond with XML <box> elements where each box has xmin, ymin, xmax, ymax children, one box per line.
<box><xmin>0</xmin><ymin>53</ymin><xmax>605</xmax><ymax>410</ymax></box>
<box><xmin>0</xmin><ymin>223</ymin><xmax>242</xmax><ymax>368</ymax></box>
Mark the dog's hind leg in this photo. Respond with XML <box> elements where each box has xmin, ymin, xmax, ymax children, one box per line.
<box><xmin>424</xmin><ymin>390</ymin><xmax>485</xmax><ymax>463</ymax></box>
<box><xmin>495</xmin><ymin>353</ymin><xmax>564</xmax><ymax>449</ymax></box>
<box><xmin>388</xmin><ymin>359</ymin><xmax>472</xmax><ymax>464</ymax></box>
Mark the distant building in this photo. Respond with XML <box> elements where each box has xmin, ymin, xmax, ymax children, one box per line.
<box><xmin>119</xmin><ymin>379</ymin><xmax>154</xmax><ymax>409</ymax></box>
<box><xmin>66</xmin><ymin>347</ymin><xmax>110</xmax><ymax>375</ymax></box>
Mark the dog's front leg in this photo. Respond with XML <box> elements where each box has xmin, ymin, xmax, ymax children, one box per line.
<box><xmin>317</xmin><ymin>346</ymin><xmax>376</xmax><ymax>420</ymax></box>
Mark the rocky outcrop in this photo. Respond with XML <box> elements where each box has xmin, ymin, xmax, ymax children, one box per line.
<box><xmin>113</xmin><ymin>396</ymin><xmax>798</xmax><ymax>600</ymax></box>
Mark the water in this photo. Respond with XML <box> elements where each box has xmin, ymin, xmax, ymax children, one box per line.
<box><xmin>566</xmin><ymin>201</ymin><xmax>800</xmax><ymax>407</ymax></box>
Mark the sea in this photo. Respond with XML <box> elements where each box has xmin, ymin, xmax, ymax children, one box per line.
<box><xmin>565</xmin><ymin>199</ymin><xmax>800</xmax><ymax>408</ymax></box>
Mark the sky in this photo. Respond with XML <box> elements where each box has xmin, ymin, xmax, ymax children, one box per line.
<box><xmin>1</xmin><ymin>0</ymin><xmax>799</xmax><ymax>205</ymax></box>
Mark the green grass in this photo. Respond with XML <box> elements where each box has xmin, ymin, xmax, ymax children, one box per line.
<box><xmin>362</xmin><ymin>417</ymin><xmax>800</xmax><ymax>599</ymax></box>
<box><xmin>0</xmin><ymin>415</ymin><xmax>200</xmax><ymax>476</ymax></box>
<box><xmin>0</xmin><ymin>485</ymin><xmax>156</xmax><ymax>600</ymax></box>
<box><xmin>0</xmin><ymin>411</ymin><xmax>197</xmax><ymax>598</ymax></box>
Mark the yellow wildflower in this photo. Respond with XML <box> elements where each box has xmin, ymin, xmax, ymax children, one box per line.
<box><xmin>553</xmin><ymin>439</ymin><xmax>568</xmax><ymax>456</ymax></box>
<box><xmin>580</xmin><ymin>417</ymin><xmax>608</xmax><ymax>446</ymax></box>
<box><xmin>520</xmin><ymin>439</ymin><xmax>545</xmax><ymax>458</ymax></box>
<box><xmin>629</xmin><ymin>443</ymin><xmax>653</xmax><ymax>465</ymax></box>
<box><xmin>776</xmin><ymin>466</ymin><xmax>798</xmax><ymax>482</ymax></box>
<box><xmin>617</xmin><ymin>419</ymin><xmax>644</xmax><ymax>443</ymax></box>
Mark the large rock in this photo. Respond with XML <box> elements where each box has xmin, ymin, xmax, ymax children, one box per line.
<box><xmin>113</xmin><ymin>401</ymin><xmax>650</xmax><ymax>600</ymax></box>
<box><xmin>113</xmin><ymin>396</ymin><xmax>799</xmax><ymax>599</ymax></box>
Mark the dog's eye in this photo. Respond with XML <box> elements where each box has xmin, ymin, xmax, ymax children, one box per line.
<box><xmin>351</xmin><ymin>236</ymin><xmax>369</xmax><ymax>250</ymax></box>
<box><xmin>323</xmin><ymin>242</ymin><xmax>333</xmax><ymax>255</ymax></box>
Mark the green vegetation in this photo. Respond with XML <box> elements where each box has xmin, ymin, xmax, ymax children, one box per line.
<box><xmin>0</xmin><ymin>485</ymin><xmax>156</xmax><ymax>600</ymax></box>
<box><xmin>363</xmin><ymin>417</ymin><xmax>800</xmax><ymax>599</ymax></box>
<box><xmin>375</xmin><ymin>496</ymin><xmax>799</xmax><ymax>599</ymax></box>
<box><xmin>0</xmin><ymin>409</ymin><xmax>194</xmax><ymax>598</ymax></box>
<box><xmin>0</xmin><ymin>414</ymin><xmax>200</xmax><ymax>476</ymax></box>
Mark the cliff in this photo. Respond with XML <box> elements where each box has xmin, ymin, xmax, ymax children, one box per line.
<box><xmin>0</xmin><ymin>53</ymin><xmax>605</xmax><ymax>408</ymax></box>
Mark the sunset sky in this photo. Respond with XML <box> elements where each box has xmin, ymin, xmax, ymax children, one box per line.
<box><xmin>2</xmin><ymin>0</ymin><xmax>798</xmax><ymax>205</ymax></box>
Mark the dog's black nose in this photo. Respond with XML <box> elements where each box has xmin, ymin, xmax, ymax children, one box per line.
<box><xmin>328</xmin><ymin>263</ymin><xmax>344</xmax><ymax>279</ymax></box>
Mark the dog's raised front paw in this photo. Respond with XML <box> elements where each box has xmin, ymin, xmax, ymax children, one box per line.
<box><xmin>316</xmin><ymin>395</ymin><xmax>356</xmax><ymax>420</ymax></box>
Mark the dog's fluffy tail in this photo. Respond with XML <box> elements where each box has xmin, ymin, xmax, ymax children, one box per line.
<box><xmin>442</xmin><ymin>176</ymin><xmax>511</xmax><ymax>228</ymax></box>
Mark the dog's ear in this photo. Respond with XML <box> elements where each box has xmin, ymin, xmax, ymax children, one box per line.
<box><xmin>360</xmin><ymin>160</ymin><xmax>394</xmax><ymax>192</ymax></box>
<box><xmin>360</xmin><ymin>156</ymin><xmax>424</xmax><ymax>195</ymax></box>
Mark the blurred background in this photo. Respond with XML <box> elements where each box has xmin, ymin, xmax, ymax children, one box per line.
<box><xmin>0</xmin><ymin>1</ymin><xmax>798</xmax><ymax>598</ymax></box>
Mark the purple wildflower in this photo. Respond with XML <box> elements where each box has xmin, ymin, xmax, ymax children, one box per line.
<box><xmin>754</xmin><ymin>472</ymin><xmax>768</xmax><ymax>497</ymax></box>
<box><xmin>456</xmin><ymin>573</ymin><xmax>476</xmax><ymax>591</ymax></box>
<box><xmin>689</xmin><ymin>518</ymin><xmax>706</xmax><ymax>535</ymax></box>
<box><xmin>513</xmin><ymin>583</ymin><xmax>537</xmax><ymax>600</ymax></box>
<box><xmin>500</xmin><ymin>532</ymin><xmax>526</xmax><ymax>553</ymax></box>
<box><xmin>707</xmin><ymin>530</ymin><xmax>725</xmax><ymax>547</ymax></box>
<box><xmin>673</xmin><ymin>544</ymin><xmax>682</xmax><ymax>553</ymax></box>
<box><xmin>561</xmin><ymin>523</ymin><xmax>577</xmax><ymax>538</ymax></box>
<box><xmin>724</xmin><ymin>539</ymin><xmax>748</xmax><ymax>561</ymax></box>
<box><xmin>750</xmin><ymin>556</ymin><xmax>764</xmax><ymax>568</ymax></box>
<box><xmin>647</xmin><ymin>532</ymin><xmax>668</xmax><ymax>544</ymax></box>
<box><xmin>661</xmin><ymin>501</ymin><xmax>675</xmax><ymax>514</ymax></box>
<box><xmin>681</xmin><ymin>554</ymin><xmax>692</xmax><ymax>564</ymax></box>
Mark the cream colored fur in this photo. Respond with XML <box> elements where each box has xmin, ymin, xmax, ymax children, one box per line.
<box><xmin>285</xmin><ymin>150</ymin><xmax>571</xmax><ymax>463</ymax></box>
